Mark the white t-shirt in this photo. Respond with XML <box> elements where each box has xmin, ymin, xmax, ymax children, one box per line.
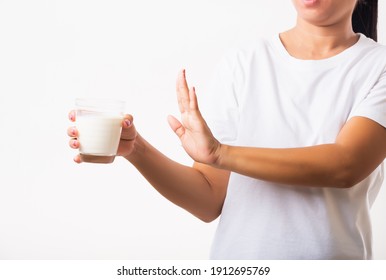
<box><xmin>202</xmin><ymin>34</ymin><xmax>386</xmax><ymax>260</ymax></box>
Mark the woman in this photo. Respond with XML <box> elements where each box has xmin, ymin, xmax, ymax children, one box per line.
<box><xmin>68</xmin><ymin>0</ymin><xmax>385</xmax><ymax>259</ymax></box>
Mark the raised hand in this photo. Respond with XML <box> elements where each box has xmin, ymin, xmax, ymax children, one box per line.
<box><xmin>168</xmin><ymin>70</ymin><xmax>221</xmax><ymax>165</ymax></box>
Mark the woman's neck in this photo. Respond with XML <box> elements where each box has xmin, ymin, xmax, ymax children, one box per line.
<box><xmin>280</xmin><ymin>17</ymin><xmax>359</xmax><ymax>60</ymax></box>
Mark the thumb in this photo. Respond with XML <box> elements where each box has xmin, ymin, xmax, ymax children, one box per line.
<box><xmin>167</xmin><ymin>115</ymin><xmax>185</xmax><ymax>139</ymax></box>
<box><xmin>121</xmin><ymin>114</ymin><xmax>137</xmax><ymax>140</ymax></box>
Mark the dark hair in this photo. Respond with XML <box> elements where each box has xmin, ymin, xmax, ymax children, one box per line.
<box><xmin>352</xmin><ymin>0</ymin><xmax>378</xmax><ymax>41</ymax></box>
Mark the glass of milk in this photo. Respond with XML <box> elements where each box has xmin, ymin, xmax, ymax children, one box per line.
<box><xmin>75</xmin><ymin>98</ymin><xmax>125</xmax><ymax>164</ymax></box>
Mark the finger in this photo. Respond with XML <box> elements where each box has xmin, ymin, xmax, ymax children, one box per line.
<box><xmin>69</xmin><ymin>110</ymin><xmax>76</xmax><ymax>122</ymax></box>
<box><xmin>69</xmin><ymin>139</ymin><xmax>80</xmax><ymax>149</ymax></box>
<box><xmin>167</xmin><ymin>115</ymin><xmax>185</xmax><ymax>139</ymax></box>
<box><xmin>189</xmin><ymin>86</ymin><xmax>200</xmax><ymax>111</ymax></box>
<box><xmin>67</xmin><ymin>126</ymin><xmax>78</xmax><ymax>137</ymax></box>
<box><xmin>122</xmin><ymin>114</ymin><xmax>133</xmax><ymax>128</ymax></box>
<box><xmin>176</xmin><ymin>69</ymin><xmax>190</xmax><ymax>113</ymax></box>
<box><xmin>73</xmin><ymin>154</ymin><xmax>82</xmax><ymax>164</ymax></box>
<box><xmin>121</xmin><ymin>114</ymin><xmax>137</xmax><ymax>140</ymax></box>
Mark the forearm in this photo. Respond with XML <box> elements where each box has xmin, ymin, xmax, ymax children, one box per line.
<box><xmin>216</xmin><ymin>143</ymin><xmax>356</xmax><ymax>188</ymax></box>
<box><xmin>125</xmin><ymin>134</ymin><xmax>222</xmax><ymax>221</ymax></box>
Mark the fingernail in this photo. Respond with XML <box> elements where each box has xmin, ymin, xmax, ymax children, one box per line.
<box><xmin>69</xmin><ymin>112</ymin><xmax>74</xmax><ymax>121</ymax></box>
<box><xmin>71</xmin><ymin>128</ymin><xmax>76</xmax><ymax>136</ymax></box>
<box><xmin>73</xmin><ymin>156</ymin><xmax>80</xmax><ymax>164</ymax></box>
<box><xmin>124</xmin><ymin>120</ymin><xmax>131</xmax><ymax>127</ymax></box>
<box><xmin>73</xmin><ymin>140</ymin><xmax>78</xmax><ymax>147</ymax></box>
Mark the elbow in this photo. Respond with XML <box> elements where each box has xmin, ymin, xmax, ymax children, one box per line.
<box><xmin>331</xmin><ymin>162</ymin><xmax>362</xmax><ymax>189</ymax></box>
<box><xmin>200</xmin><ymin>217</ymin><xmax>216</xmax><ymax>223</ymax></box>
<box><xmin>334</xmin><ymin>177</ymin><xmax>358</xmax><ymax>189</ymax></box>
<box><xmin>196</xmin><ymin>211</ymin><xmax>221</xmax><ymax>223</ymax></box>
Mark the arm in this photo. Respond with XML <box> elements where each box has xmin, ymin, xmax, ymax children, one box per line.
<box><xmin>68</xmin><ymin>111</ymin><xmax>229</xmax><ymax>223</ymax></box>
<box><xmin>125</xmin><ymin>134</ymin><xmax>229</xmax><ymax>222</ymax></box>
<box><xmin>216</xmin><ymin>117</ymin><xmax>386</xmax><ymax>188</ymax></box>
<box><xmin>170</xmin><ymin>70</ymin><xmax>386</xmax><ymax>189</ymax></box>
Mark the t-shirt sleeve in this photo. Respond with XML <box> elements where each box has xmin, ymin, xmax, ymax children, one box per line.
<box><xmin>199</xmin><ymin>51</ymin><xmax>242</xmax><ymax>145</ymax></box>
<box><xmin>348</xmin><ymin>69</ymin><xmax>386</xmax><ymax>128</ymax></box>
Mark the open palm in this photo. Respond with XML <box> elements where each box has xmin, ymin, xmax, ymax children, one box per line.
<box><xmin>168</xmin><ymin>70</ymin><xmax>221</xmax><ymax>165</ymax></box>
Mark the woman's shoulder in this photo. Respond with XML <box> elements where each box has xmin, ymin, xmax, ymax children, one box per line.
<box><xmin>359</xmin><ymin>34</ymin><xmax>386</xmax><ymax>59</ymax></box>
<box><xmin>232</xmin><ymin>36</ymin><xmax>274</xmax><ymax>54</ymax></box>
<box><xmin>355</xmin><ymin>35</ymin><xmax>386</xmax><ymax>75</ymax></box>
<box><xmin>220</xmin><ymin>36</ymin><xmax>276</xmax><ymax>66</ymax></box>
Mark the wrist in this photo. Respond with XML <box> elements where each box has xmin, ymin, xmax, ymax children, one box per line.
<box><xmin>123</xmin><ymin>134</ymin><xmax>146</xmax><ymax>163</ymax></box>
<box><xmin>212</xmin><ymin>142</ymin><xmax>230</xmax><ymax>169</ymax></box>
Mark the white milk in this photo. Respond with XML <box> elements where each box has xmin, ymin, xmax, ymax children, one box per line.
<box><xmin>76</xmin><ymin>114</ymin><xmax>122</xmax><ymax>156</ymax></box>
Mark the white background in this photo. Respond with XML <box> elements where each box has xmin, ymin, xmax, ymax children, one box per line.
<box><xmin>0</xmin><ymin>0</ymin><xmax>385</xmax><ymax>259</ymax></box>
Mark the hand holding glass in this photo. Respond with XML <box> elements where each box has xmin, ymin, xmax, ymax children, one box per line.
<box><xmin>75</xmin><ymin>98</ymin><xmax>125</xmax><ymax>164</ymax></box>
